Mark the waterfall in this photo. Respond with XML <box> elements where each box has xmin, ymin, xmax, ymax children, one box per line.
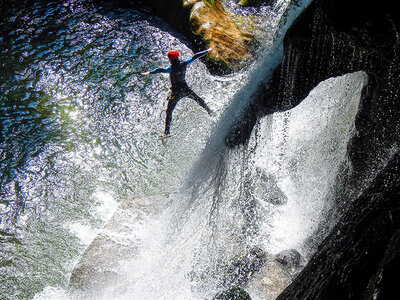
<box><xmin>38</xmin><ymin>70</ymin><xmax>366</xmax><ymax>300</ymax></box>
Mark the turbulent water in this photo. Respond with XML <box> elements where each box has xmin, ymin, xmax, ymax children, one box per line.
<box><xmin>0</xmin><ymin>0</ymin><xmax>368</xmax><ymax>299</ymax></box>
<box><xmin>0</xmin><ymin>1</ymin><xmax>237</xmax><ymax>298</ymax></box>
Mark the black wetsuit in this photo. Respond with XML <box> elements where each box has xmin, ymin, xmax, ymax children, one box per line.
<box><xmin>149</xmin><ymin>50</ymin><xmax>213</xmax><ymax>135</ymax></box>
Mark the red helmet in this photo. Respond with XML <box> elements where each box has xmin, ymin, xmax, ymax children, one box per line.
<box><xmin>167</xmin><ymin>50</ymin><xmax>179</xmax><ymax>60</ymax></box>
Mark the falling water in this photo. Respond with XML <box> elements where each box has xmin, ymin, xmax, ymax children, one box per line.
<box><xmin>45</xmin><ymin>69</ymin><xmax>367</xmax><ymax>300</ymax></box>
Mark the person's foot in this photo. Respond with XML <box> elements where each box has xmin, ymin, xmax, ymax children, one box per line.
<box><xmin>158</xmin><ymin>133</ymin><xmax>172</xmax><ymax>141</ymax></box>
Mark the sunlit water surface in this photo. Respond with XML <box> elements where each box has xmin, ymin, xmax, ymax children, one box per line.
<box><xmin>0</xmin><ymin>1</ymin><xmax>245</xmax><ymax>298</ymax></box>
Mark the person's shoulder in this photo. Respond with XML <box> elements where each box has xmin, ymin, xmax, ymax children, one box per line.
<box><xmin>180</xmin><ymin>60</ymin><xmax>189</xmax><ymax>68</ymax></box>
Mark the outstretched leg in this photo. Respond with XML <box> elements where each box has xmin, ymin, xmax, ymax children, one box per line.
<box><xmin>187</xmin><ymin>89</ymin><xmax>213</xmax><ymax>115</ymax></box>
<box><xmin>164</xmin><ymin>94</ymin><xmax>180</xmax><ymax>135</ymax></box>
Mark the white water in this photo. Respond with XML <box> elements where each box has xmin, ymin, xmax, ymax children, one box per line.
<box><xmin>45</xmin><ymin>71</ymin><xmax>367</xmax><ymax>300</ymax></box>
<box><xmin>33</xmin><ymin>62</ymin><xmax>367</xmax><ymax>299</ymax></box>
<box><xmin>251</xmin><ymin>72</ymin><xmax>368</xmax><ymax>255</ymax></box>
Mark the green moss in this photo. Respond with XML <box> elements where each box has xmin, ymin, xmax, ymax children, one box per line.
<box><xmin>202</xmin><ymin>0</ymin><xmax>225</xmax><ymax>11</ymax></box>
<box><xmin>203</xmin><ymin>0</ymin><xmax>215</xmax><ymax>7</ymax></box>
<box><xmin>239</xmin><ymin>0</ymin><xmax>269</xmax><ymax>7</ymax></box>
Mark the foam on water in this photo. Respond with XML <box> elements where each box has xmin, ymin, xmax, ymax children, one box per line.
<box><xmin>253</xmin><ymin>72</ymin><xmax>368</xmax><ymax>254</ymax></box>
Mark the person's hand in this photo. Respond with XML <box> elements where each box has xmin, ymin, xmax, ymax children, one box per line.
<box><xmin>141</xmin><ymin>71</ymin><xmax>150</xmax><ymax>76</ymax></box>
<box><xmin>207</xmin><ymin>45</ymin><xmax>215</xmax><ymax>52</ymax></box>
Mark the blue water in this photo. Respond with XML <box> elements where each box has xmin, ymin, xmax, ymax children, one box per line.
<box><xmin>0</xmin><ymin>1</ymin><xmax>233</xmax><ymax>298</ymax></box>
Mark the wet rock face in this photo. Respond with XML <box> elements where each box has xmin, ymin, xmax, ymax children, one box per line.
<box><xmin>189</xmin><ymin>1</ymin><xmax>253</xmax><ymax>72</ymax></box>
<box><xmin>213</xmin><ymin>286</ymin><xmax>252</xmax><ymax>300</ymax></box>
<box><xmin>372</xmin><ymin>231</ymin><xmax>400</xmax><ymax>300</ymax></box>
<box><xmin>222</xmin><ymin>246</ymin><xmax>267</xmax><ymax>287</ymax></box>
<box><xmin>274</xmin><ymin>0</ymin><xmax>400</xmax><ymax>178</ymax></box>
<box><xmin>68</xmin><ymin>196</ymin><xmax>168</xmax><ymax>296</ymax></box>
<box><xmin>276</xmin><ymin>153</ymin><xmax>400</xmax><ymax>300</ymax></box>
<box><xmin>224</xmin><ymin>1</ymin><xmax>400</xmax><ymax>298</ymax></box>
<box><xmin>229</xmin><ymin>0</ymin><xmax>400</xmax><ymax>178</ymax></box>
<box><xmin>275</xmin><ymin>249</ymin><xmax>302</xmax><ymax>269</ymax></box>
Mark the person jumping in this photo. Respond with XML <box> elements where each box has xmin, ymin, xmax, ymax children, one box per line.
<box><xmin>141</xmin><ymin>47</ymin><xmax>214</xmax><ymax>139</ymax></box>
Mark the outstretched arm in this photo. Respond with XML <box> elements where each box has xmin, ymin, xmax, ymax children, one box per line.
<box><xmin>184</xmin><ymin>46</ymin><xmax>215</xmax><ymax>65</ymax></box>
<box><xmin>141</xmin><ymin>66</ymin><xmax>172</xmax><ymax>76</ymax></box>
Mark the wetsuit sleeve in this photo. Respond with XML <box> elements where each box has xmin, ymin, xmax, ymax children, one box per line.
<box><xmin>149</xmin><ymin>66</ymin><xmax>172</xmax><ymax>74</ymax></box>
<box><xmin>184</xmin><ymin>49</ymin><xmax>209</xmax><ymax>65</ymax></box>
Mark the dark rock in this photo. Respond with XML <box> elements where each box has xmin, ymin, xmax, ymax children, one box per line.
<box><xmin>227</xmin><ymin>0</ymin><xmax>400</xmax><ymax>185</ymax></box>
<box><xmin>276</xmin><ymin>152</ymin><xmax>400</xmax><ymax>300</ymax></box>
<box><xmin>370</xmin><ymin>230</ymin><xmax>400</xmax><ymax>300</ymax></box>
<box><xmin>245</xmin><ymin>254</ymin><xmax>294</xmax><ymax>299</ymax></box>
<box><xmin>222</xmin><ymin>246</ymin><xmax>267</xmax><ymax>287</ymax></box>
<box><xmin>247</xmin><ymin>2</ymin><xmax>400</xmax><ymax>298</ymax></box>
<box><xmin>275</xmin><ymin>249</ymin><xmax>302</xmax><ymax>268</ymax></box>
<box><xmin>213</xmin><ymin>286</ymin><xmax>252</xmax><ymax>300</ymax></box>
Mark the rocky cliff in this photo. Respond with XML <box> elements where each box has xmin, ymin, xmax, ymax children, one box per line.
<box><xmin>228</xmin><ymin>0</ymin><xmax>400</xmax><ymax>298</ymax></box>
<box><xmin>229</xmin><ymin>0</ymin><xmax>399</xmax><ymax>179</ymax></box>
<box><xmin>277</xmin><ymin>152</ymin><xmax>400</xmax><ymax>300</ymax></box>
